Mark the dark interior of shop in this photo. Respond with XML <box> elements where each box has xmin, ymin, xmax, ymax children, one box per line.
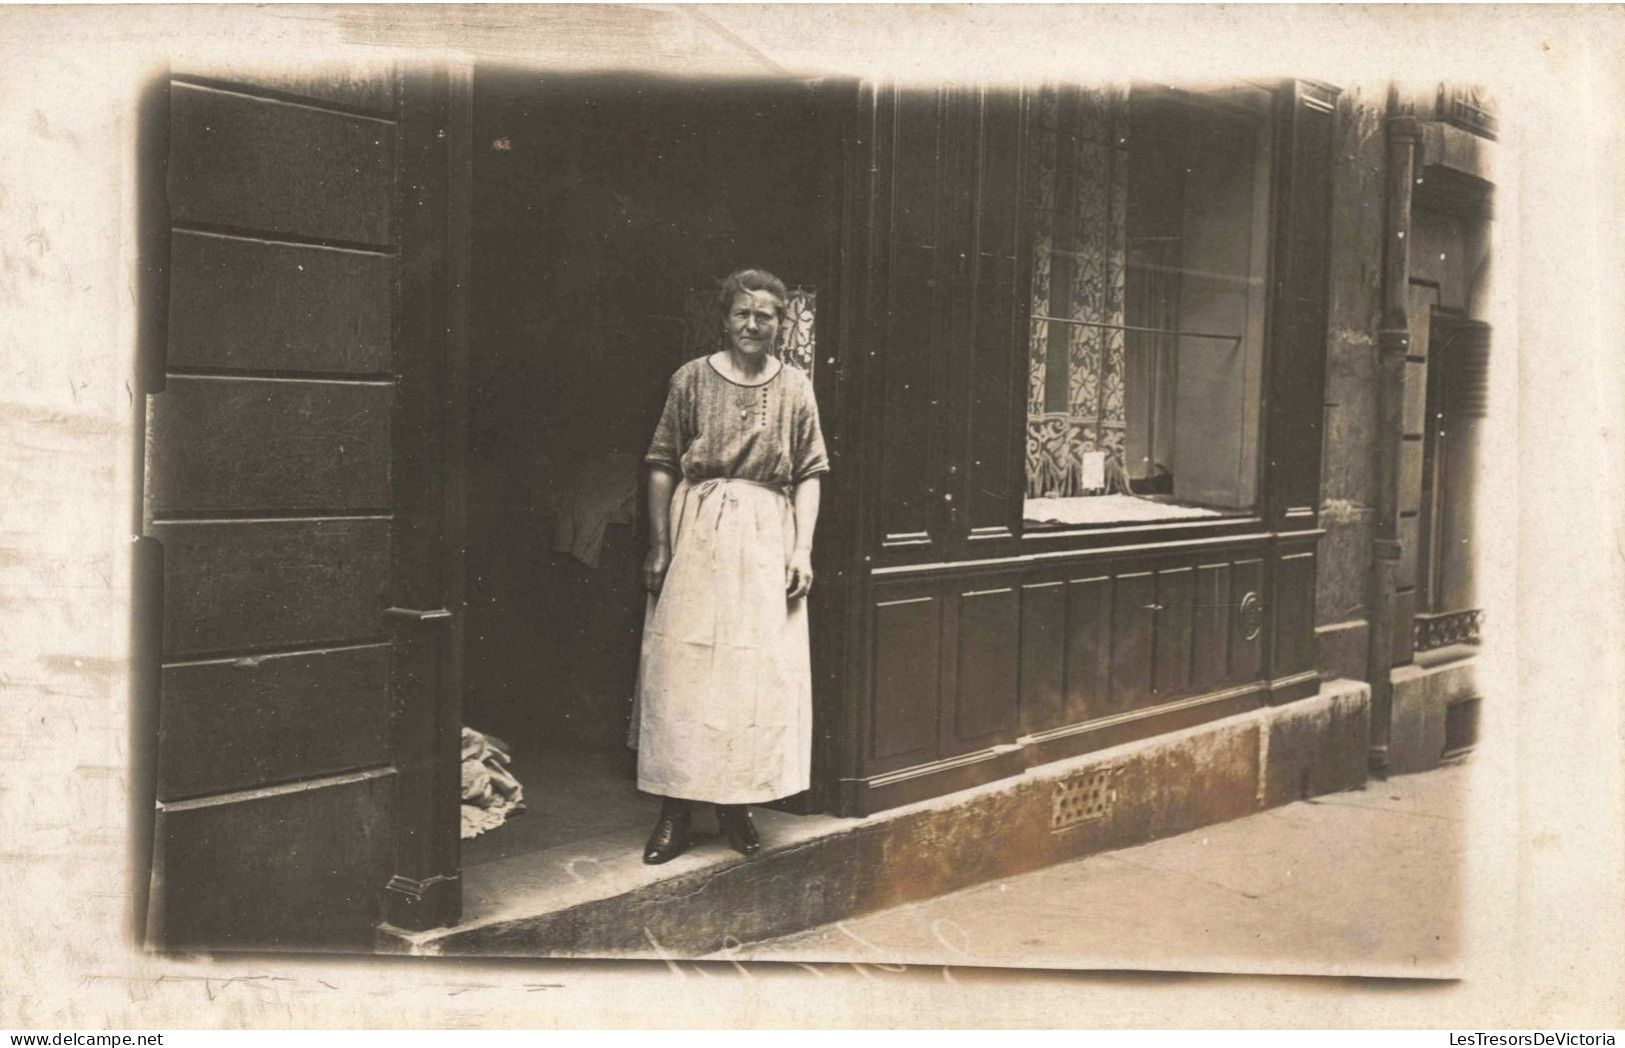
<box><xmin>459</xmin><ymin>68</ymin><xmax>836</xmax><ymax>865</ymax></box>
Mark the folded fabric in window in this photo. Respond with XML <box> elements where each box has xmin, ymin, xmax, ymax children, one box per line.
<box><xmin>1023</xmin><ymin>494</ymin><xmax>1225</xmax><ymax>527</ymax></box>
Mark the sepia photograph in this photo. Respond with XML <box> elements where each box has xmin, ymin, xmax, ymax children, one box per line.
<box><xmin>2</xmin><ymin>1</ymin><xmax>1622</xmax><ymax>1030</ymax></box>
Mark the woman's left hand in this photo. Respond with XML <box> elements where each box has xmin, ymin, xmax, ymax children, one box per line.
<box><xmin>786</xmin><ymin>548</ymin><xmax>815</xmax><ymax>600</ymax></box>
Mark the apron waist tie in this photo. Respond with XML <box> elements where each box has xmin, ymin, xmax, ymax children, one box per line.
<box><xmin>679</xmin><ymin>478</ymin><xmax>792</xmax><ymax>575</ymax></box>
<box><xmin>687</xmin><ymin>477</ymin><xmax>791</xmax><ymax>528</ymax></box>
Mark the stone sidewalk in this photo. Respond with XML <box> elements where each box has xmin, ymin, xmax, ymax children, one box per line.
<box><xmin>716</xmin><ymin>761</ymin><xmax>1469</xmax><ymax>978</ymax></box>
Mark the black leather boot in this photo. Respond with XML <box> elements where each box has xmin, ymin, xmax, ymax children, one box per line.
<box><xmin>643</xmin><ymin>797</ymin><xmax>692</xmax><ymax>865</ymax></box>
<box><xmin>715</xmin><ymin>804</ymin><xmax>761</xmax><ymax>857</ymax></box>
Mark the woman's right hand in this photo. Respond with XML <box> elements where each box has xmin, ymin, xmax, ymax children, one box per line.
<box><xmin>643</xmin><ymin>545</ymin><xmax>671</xmax><ymax>596</ymax></box>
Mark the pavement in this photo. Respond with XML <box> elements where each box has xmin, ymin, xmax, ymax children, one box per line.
<box><xmin>712</xmin><ymin>761</ymin><xmax>1469</xmax><ymax>978</ymax></box>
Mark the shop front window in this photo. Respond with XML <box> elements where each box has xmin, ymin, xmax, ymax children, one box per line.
<box><xmin>1023</xmin><ymin>82</ymin><xmax>1275</xmax><ymax>528</ymax></box>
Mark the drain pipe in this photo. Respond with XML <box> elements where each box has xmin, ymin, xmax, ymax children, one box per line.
<box><xmin>1367</xmin><ymin>85</ymin><xmax>1420</xmax><ymax>776</ymax></box>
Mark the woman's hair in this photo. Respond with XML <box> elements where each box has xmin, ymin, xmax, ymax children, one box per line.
<box><xmin>717</xmin><ymin>268</ymin><xmax>788</xmax><ymax>321</ymax></box>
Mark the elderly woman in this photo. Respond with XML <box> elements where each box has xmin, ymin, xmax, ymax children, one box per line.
<box><xmin>634</xmin><ymin>268</ymin><xmax>828</xmax><ymax>864</ymax></box>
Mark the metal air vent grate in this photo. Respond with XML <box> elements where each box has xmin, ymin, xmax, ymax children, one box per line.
<box><xmin>1051</xmin><ymin>769</ymin><xmax>1115</xmax><ymax>831</ymax></box>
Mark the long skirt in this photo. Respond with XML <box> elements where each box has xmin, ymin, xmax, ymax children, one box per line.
<box><xmin>632</xmin><ymin>477</ymin><xmax>812</xmax><ymax>804</ymax></box>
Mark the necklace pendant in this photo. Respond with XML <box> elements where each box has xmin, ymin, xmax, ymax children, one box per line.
<box><xmin>740</xmin><ymin>407</ymin><xmax>750</xmax><ymax>421</ymax></box>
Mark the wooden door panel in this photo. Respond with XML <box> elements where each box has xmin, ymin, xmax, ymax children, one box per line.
<box><xmin>1153</xmin><ymin>566</ymin><xmax>1195</xmax><ymax>697</ymax></box>
<box><xmin>151</xmin><ymin>771</ymin><xmax>394</xmax><ymax>950</ymax></box>
<box><xmin>1264</xmin><ymin>83</ymin><xmax>1336</xmax><ymax>524</ymax></box>
<box><xmin>168</xmin><ymin>230</ymin><xmax>394</xmax><ymax>374</ymax></box>
<box><xmin>168</xmin><ymin>82</ymin><xmax>395</xmax><ymax>246</ymax></box>
<box><xmin>870</xmin><ymin>593</ymin><xmax>941</xmax><ymax>766</ymax></box>
<box><xmin>1271</xmin><ymin>548</ymin><xmax>1318</xmax><ymax>680</ymax></box>
<box><xmin>946</xmin><ymin>585</ymin><xmax>1020</xmax><ymax>752</ymax></box>
<box><xmin>154</xmin><ymin>518</ymin><xmax>391</xmax><ymax>659</ymax></box>
<box><xmin>891</xmin><ymin>90</ymin><xmax>941</xmax><ymax>245</ymax></box>
<box><xmin>158</xmin><ymin>644</ymin><xmax>392</xmax><ymax>801</ymax></box>
<box><xmin>877</xmin><ymin>88</ymin><xmax>946</xmax><ymax>552</ymax></box>
<box><xmin>1192</xmin><ymin>562</ymin><xmax>1234</xmax><ymax>690</ymax></box>
<box><xmin>1110</xmin><ymin>571</ymin><xmax>1156</xmax><ymax>707</ymax></box>
<box><xmin>143</xmin><ymin>63</ymin><xmax>463</xmax><ymax>948</ymax></box>
<box><xmin>961</xmin><ymin>88</ymin><xmax>1025</xmax><ymax>550</ymax></box>
<box><xmin>965</xmin><ymin>249</ymin><xmax>1021</xmax><ymax>540</ymax></box>
<box><xmin>1064</xmin><ymin>574</ymin><xmax>1112</xmax><ymax>723</ymax></box>
<box><xmin>873</xmin><ymin>86</ymin><xmax>1030</xmax><ymax>560</ymax></box>
<box><xmin>1230</xmin><ymin>557</ymin><xmax>1266</xmax><ymax>682</ymax></box>
<box><xmin>880</xmin><ymin>244</ymin><xmax>940</xmax><ymax>546</ymax></box>
<box><xmin>1017</xmin><ymin>580</ymin><xmax>1065</xmax><ymax>734</ymax></box>
<box><xmin>147</xmin><ymin>378</ymin><xmax>393</xmax><ymax>513</ymax></box>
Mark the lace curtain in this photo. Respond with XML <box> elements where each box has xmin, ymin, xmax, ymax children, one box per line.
<box><xmin>1026</xmin><ymin>84</ymin><xmax>1130</xmax><ymax>498</ymax></box>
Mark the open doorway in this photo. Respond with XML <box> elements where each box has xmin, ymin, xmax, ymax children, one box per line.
<box><xmin>457</xmin><ymin>68</ymin><xmax>841</xmax><ymax>873</ymax></box>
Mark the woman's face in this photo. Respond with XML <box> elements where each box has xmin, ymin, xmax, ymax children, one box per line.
<box><xmin>724</xmin><ymin>289</ymin><xmax>783</xmax><ymax>358</ymax></box>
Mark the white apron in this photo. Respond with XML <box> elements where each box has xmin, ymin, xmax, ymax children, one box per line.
<box><xmin>632</xmin><ymin>477</ymin><xmax>812</xmax><ymax>804</ymax></box>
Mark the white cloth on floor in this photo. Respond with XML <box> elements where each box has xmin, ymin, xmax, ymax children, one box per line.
<box><xmin>460</xmin><ymin>727</ymin><xmax>525</xmax><ymax>840</ymax></box>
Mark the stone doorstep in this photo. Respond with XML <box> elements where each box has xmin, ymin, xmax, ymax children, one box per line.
<box><xmin>378</xmin><ymin>679</ymin><xmax>1372</xmax><ymax>959</ymax></box>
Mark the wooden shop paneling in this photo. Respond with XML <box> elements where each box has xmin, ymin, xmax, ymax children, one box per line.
<box><xmin>1272</xmin><ymin>549</ymin><xmax>1318</xmax><ymax>678</ymax></box>
<box><xmin>1153</xmin><ymin>566</ymin><xmax>1195</xmax><ymax>698</ymax></box>
<box><xmin>945</xmin><ymin>584</ymin><xmax>1020</xmax><ymax>753</ymax></box>
<box><xmin>856</xmin><ymin>541</ymin><xmax>1286</xmax><ymax>809</ymax></box>
<box><xmin>870</xmin><ymin>591</ymin><xmax>943</xmax><ymax>768</ymax></box>
<box><xmin>1017</xmin><ymin>580</ymin><xmax>1066</xmax><ymax>734</ymax></box>
<box><xmin>158</xmin><ymin>644</ymin><xmax>392</xmax><ymax>801</ymax></box>
<box><xmin>1064</xmin><ymin>574</ymin><xmax>1113</xmax><ymax>722</ymax></box>
<box><xmin>168</xmin><ymin>82</ymin><xmax>395</xmax><ymax>247</ymax></box>
<box><xmin>843</xmin><ymin>79</ymin><xmax>1339</xmax><ymax>811</ymax></box>
<box><xmin>147</xmin><ymin>377</ymin><xmax>392</xmax><ymax>515</ymax></box>
<box><xmin>151</xmin><ymin>771</ymin><xmax>394</xmax><ymax>950</ymax></box>
<box><xmin>1230</xmin><ymin>557</ymin><xmax>1267</xmax><ymax>683</ymax></box>
<box><xmin>167</xmin><ymin>231</ymin><xmax>394</xmax><ymax>375</ymax></box>
<box><xmin>1192</xmin><ymin>562</ymin><xmax>1234</xmax><ymax>690</ymax></box>
<box><xmin>154</xmin><ymin>518</ymin><xmax>391</xmax><ymax>658</ymax></box>
<box><xmin>1110</xmin><ymin>571</ymin><xmax>1156</xmax><ymax>707</ymax></box>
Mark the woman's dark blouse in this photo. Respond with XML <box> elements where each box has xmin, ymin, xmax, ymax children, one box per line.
<box><xmin>645</xmin><ymin>357</ymin><xmax>830</xmax><ymax>485</ymax></box>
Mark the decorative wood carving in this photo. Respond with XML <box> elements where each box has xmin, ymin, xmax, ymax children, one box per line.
<box><xmin>1238</xmin><ymin>591</ymin><xmax>1263</xmax><ymax>641</ymax></box>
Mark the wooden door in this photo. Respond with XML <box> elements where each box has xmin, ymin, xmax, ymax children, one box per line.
<box><xmin>136</xmin><ymin>63</ymin><xmax>466</xmax><ymax>950</ymax></box>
